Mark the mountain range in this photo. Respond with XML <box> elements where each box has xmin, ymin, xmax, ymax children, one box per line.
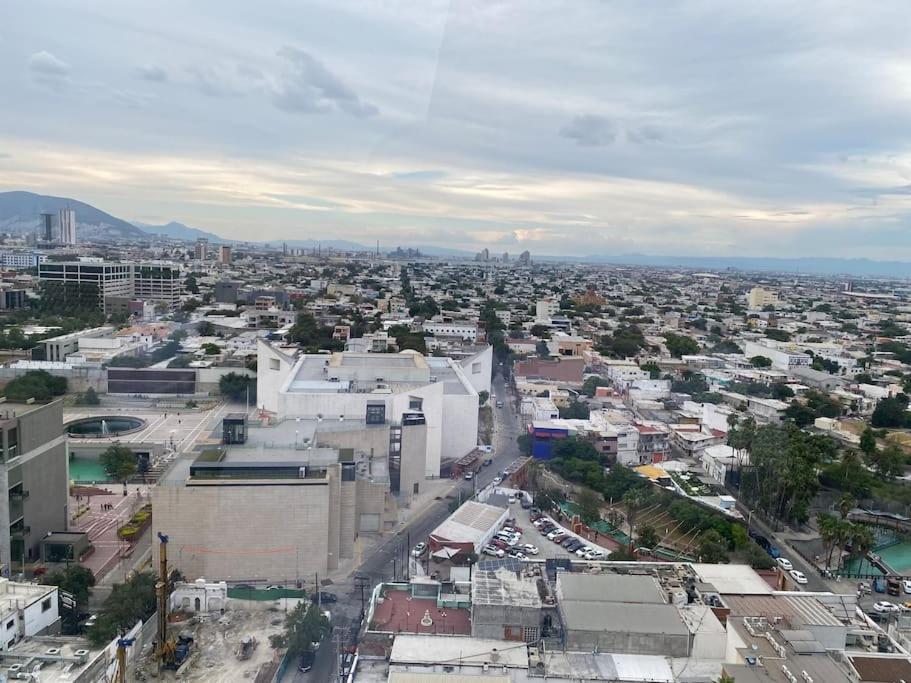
<box><xmin>0</xmin><ymin>190</ymin><xmax>909</xmax><ymax>277</ymax></box>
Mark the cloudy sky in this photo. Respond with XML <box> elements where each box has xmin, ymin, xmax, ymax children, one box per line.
<box><xmin>3</xmin><ymin>1</ymin><xmax>911</xmax><ymax>258</ymax></box>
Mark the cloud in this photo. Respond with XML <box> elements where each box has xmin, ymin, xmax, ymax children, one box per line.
<box><xmin>559</xmin><ymin>115</ymin><xmax>616</xmax><ymax>147</ymax></box>
<box><xmin>135</xmin><ymin>65</ymin><xmax>168</xmax><ymax>82</ymax></box>
<box><xmin>272</xmin><ymin>46</ymin><xmax>378</xmax><ymax>118</ymax></box>
<box><xmin>627</xmin><ymin>124</ymin><xmax>663</xmax><ymax>144</ymax></box>
<box><xmin>27</xmin><ymin>51</ymin><xmax>70</xmax><ymax>89</ymax></box>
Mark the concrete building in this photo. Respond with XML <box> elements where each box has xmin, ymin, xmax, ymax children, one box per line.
<box><xmin>218</xmin><ymin>245</ymin><xmax>232</xmax><ymax>265</ymax></box>
<box><xmin>743</xmin><ymin>340</ymin><xmax>811</xmax><ymax>372</ymax></box>
<box><xmin>131</xmin><ymin>262</ymin><xmax>182</xmax><ymax>309</ymax></box>
<box><xmin>427</xmin><ymin>500</ymin><xmax>507</xmax><ymax>558</ymax></box>
<box><xmin>746</xmin><ymin>287</ymin><xmax>779</xmax><ymax>309</ymax></box>
<box><xmin>0</xmin><ymin>578</ymin><xmax>60</xmax><ymax>650</ymax></box>
<box><xmin>0</xmin><ymin>252</ymin><xmax>47</xmax><ymax>269</ymax></box>
<box><xmin>195</xmin><ymin>238</ymin><xmax>208</xmax><ymax>261</ymax></box>
<box><xmin>535</xmin><ymin>298</ymin><xmax>559</xmax><ymax>321</ymax></box>
<box><xmin>0</xmin><ymin>401</ymin><xmax>68</xmax><ymax>574</ymax></box>
<box><xmin>422</xmin><ymin>320</ymin><xmax>478</xmax><ymax>342</ymax></box>
<box><xmin>471</xmin><ymin>567</ymin><xmax>543</xmax><ymax>642</ymax></box>
<box><xmin>257</xmin><ymin>341</ymin><xmax>492</xmax><ymax>477</ymax></box>
<box><xmin>214</xmin><ymin>280</ymin><xmax>240</xmax><ymax>304</ymax></box>
<box><xmin>40</xmin><ymin>213</ymin><xmax>54</xmax><ymax>242</ymax></box>
<box><xmin>152</xmin><ymin>421</ymin><xmax>405</xmax><ymax>580</ymax></box>
<box><xmin>58</xmin><ymin>208</ymin><xmax>76</xmax><ymax>245</ymax></box>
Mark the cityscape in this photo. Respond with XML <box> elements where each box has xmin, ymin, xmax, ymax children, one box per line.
<box><xmin>4</xmin><ymin>2</ymin><xmax>911</xmax><ymax>683</ymax></box>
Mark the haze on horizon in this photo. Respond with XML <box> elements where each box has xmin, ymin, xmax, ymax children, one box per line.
<box><xmin>2</xmin><ymin>1</ymin><xmax>911</xmax><ymax>259</ymax></box>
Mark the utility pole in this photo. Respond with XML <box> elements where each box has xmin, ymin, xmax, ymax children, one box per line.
<box><xmin>354</xmin><ymin>575</ymin><xmax>369</xmax><ymax>621</ymax></box>
<box><xmin>333</xmin><ymin>627</ymin><xmax>344</xmax><ymax>683</ymax></box>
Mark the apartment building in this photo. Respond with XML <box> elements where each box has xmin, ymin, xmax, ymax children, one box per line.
<box><xmin>0</xmin><ymin>401</ymin><xmax>67</xmax><ymax>574</ymax></box>
<box><xmin>422</xmin><ymin>320</ymin><xmax>478</xmax><ymax>341</ymax></box>
<box><xmin>743</xmin><ymin>340</ymin><xmax>811</xmax><ymax>372</ymax></box>
<box><xmin>746</xmin><ymin>286</ymin><xmax>779</xmax><ymax>309</ymax></box>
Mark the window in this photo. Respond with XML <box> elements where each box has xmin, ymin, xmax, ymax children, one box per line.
<box><xmin>41</xmin><ymin>598</ymin><xmax>52</xmax><ymax>612</ymax></box>
<box><xmin>408</xmin><ymin>397</ymin><xmax>423</xmax><ymax>411</ymax></box>
<box><xmin>472</xmin><ymin>362</ymin><xmax>481</xmax><ymax>374</ymax></box>
<box><xmin>6</xmin><ymin>620</ymin><xmax>12</xmax><ymax>630</ymax></box>
<box><xmin>6</xmin><ymin>427</ymin><xmax>17</xmax><ymax>459</ymax></box>
<box><xmin>523</xmin><ymin>626</ymin><xmax>539</xmax><ymax>642</ymax></box>
<box><xmin>6</xmin><ymin>638</ymin><xmax>13</xmax><ymax>649</ymax></box>
<box><xmin>269</xmin><ymin>358</ymin><xmax>280</xmax><ymax>370</ymax></box>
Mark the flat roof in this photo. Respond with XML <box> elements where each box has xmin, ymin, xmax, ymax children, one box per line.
<box><xmin>390</xmin><ymin>634</ymin><xmax>526</xmax><ymax>667</ymax></box>
<box><xmin>692</xmin><ymin>563</ymin><xmax>775</xmax><ymax>595</ymax></box>
<box><xmin>556</xmin><ymin>573</ymin><xmax>664</xmax><ymax>604</ymax></box>
<box><xmin>0</xmin><ymin>579</ymin><xmax>56</xmax><ymax>614</ymax></box>
<box><xmin>430</xmin><ymin>501</ymin><xmax>506</xmax><ymax>545</ymax></box>
<box><xmin>560</xmin><ymin>602</ymin><xmax>688</xmax><ymax>635</ymax></box>
<box><xmin>389</xmin><ymin>674</ymin><xmax>508</xmax><ymax>683</ymax></box>
<box><xmin>542</xmin><ymin>652</ymin><xmax>676</xmax><ymax>683</ymax></box>
<box><xmin>472</xmin><ymin>568</ymin><xmax>542</xmax><ymax>608</ymax></box>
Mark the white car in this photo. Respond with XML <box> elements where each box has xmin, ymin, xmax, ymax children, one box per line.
<box><xmin>533</xmin><ymin>518</ymin><xmax>549</xmax><ymax>528</ymax></box>
<box><xmin>411</xmin><ymin>542</ymin><xmax>427</xmax><ymax>558</ymax></box>
<box><xmin>874</xmin><ymin>601</ymin><xmax>902</xmax><ymax>613</ymax></box>
<box><xmin>584</xmin><ymin>549</ymin><xmax>605</xmax><ymax>560</ymax></box>
<box><xmin>508</xmin><ymin>495</ymin><xmax>517</xmax><ymax>503</ymax></box>
<box><xmin>575</xmin><ymin>546</ymin><xmax>593</xmax><ymax>557</ymax></box>
<box><xmin>492</xmin><ymin>476</ymin><xmax>502</xmax><ymax>485</ymax></box>
<box><xmin>483</xmin><ymin>545</ymin><xmax>505</xmax><ymax>558</ymax></box>
<box><xmin>522</xmin><ymin>544</ymin><xmax>539</xmax><ymax>555</ymax></box>
<box><xmin>903</xmin><ymin>579</ymin><xmax>911</xmax><ymax>594</ymax></box>
<box><xmin>789</xmin><ymin>569</ymin><xmax>808</xmax><ymax>585</ymax></box>
<box><xmin>776</xmin><ymin>557</ymin><xmax>793</xmax><ymax>571</ymax></box>
<box><xmin>546</xmin><ymin>529</ymin><xmax>563</xmax><ymax>540</ymax></box>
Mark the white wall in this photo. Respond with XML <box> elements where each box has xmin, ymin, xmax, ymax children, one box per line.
<box><xmin>22</xmin><ymin>590</ymin><xmax>59</xmax><ymax>639</ymax></box>
<box><xmin>459</xmin><ymin>346</ymin><xmax>493</xmax><ymax>396</ymax></box>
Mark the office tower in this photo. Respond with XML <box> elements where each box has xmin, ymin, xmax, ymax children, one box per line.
<box><xmin>219</xmin><ymin>245</ymin><xmax>232</xmax><ymax>265</ymax></box>
<box><xmin>195</xmin><ymin>238</ymin><xmax>208</xmax><ymax>260</ymax></box>
<box><xmin>40</xmin><ymin>213</ymin><xmax>54</xmax><ymax>242</ymax></box>
<box><xmin>58</xmin><ymin>209</ymin><xmax>76</xmax><ymax>245</ymax></box>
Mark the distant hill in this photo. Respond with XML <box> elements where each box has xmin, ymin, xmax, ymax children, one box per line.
<box><xmin>133</xmin><ymin>220</ymin><xmax>225</xmax><ymax>243</ymax></box>
<box><xmin>0</xmin><ymin>191</ymin><xmax>146</xmax><ymax>240</ymax></box>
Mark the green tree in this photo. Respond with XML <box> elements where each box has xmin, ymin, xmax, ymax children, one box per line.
<box><xmin>87</xmin><ymin>571</ymin><xmax>157</xmax><ymax>646</ymax></box>
<box><xmin>201</xmin><ymin>342</ymin><xmax>221</xmax><ymax>355</ymax></box>
<box><xmin>517</xmin><ymin>433</ymin><xmax>532</xmax><ymax>456</ymax></box>
<box><xmin>697</xmin><ymin>530</ymin><xmax>729</xmax><ymax>563</ymax></box>
<box><xmin>3</xmin><ymin>370</ymin><xmax>67</xmax><ymax>402</ymax></box>
<box><xmin>99</xmin><ymin>444</ymin><xmax>137</xmax><ymax>484</ymax></box>
<box><xmin>42</xmin><ymin>565</ymin><xmax>95</xmax><ymax>634</ymax></box>
<box><xmin>219</xmin><ymin>372</ymin><xmax>255</xmax><ymax>401</ymax></box>
<box><xmin>869</xmin><ymin>442</ymin><xmax>905</xmax><ymax>479</ymax></box>
<box><xmin>581</xmin><ymin>376</ymin><xmax>610</xmax><ymax>397</ymax></box>
<box><xmin>79</xmin><ymin>387</ymin><xmax>101</xmax><ymax>406</ymax></box>
<box><xmin>860</xmin><ymin>428</ymin><xmax>877</xmax><ymax>457</ymax></box>
<box><xmin>559</xmin><ymin>401</ymin><xmax>590</xmax><ymax>419</ymax></box>
<box><xmin>749</xmin><ymin>355</ymin><xmax>772</xmax><ymax>368</ymax></box>
<box><xmin>283</xmin><ymin>602</ymin><xmax>331</xmax><ymax>654</ymax></box>
<box><xmin>872</xmin><ymin>397</ymin><xmax>909</xmax><ymax>428</ymax></box>
<box><xmin>640</xmin><ymin>362</ymin><xmax>661</xmax><ymax>379</ymax></box>
<box><xmin>197</xmin><ymin>320</ymin><xmax>216</xmax><ymax>336</ymax></box>
<box><xmin>730</xmin><ymin>524</ymin><xmax>749</xmax><ymax>550</ymax></box>
<box><xmin>765</xmin><ymin>328</ymin><xmax>791</xmax><ymax>342</ymax></box>
<box><xmin>575</xmin><ymin>488</ymin><xmax>603</xmax><ymax>526</ymax></box>
<box><xmin>663</xmin><ymin>333</ymin><xmax>700</xmax><ymax>358</ymax></box>
<box><xmin>637</xmin><ymin>524</ymin><xmax>659</xmax><ymax>550</ymax></box>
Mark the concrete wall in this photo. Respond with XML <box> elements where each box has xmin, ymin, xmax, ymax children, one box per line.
<box><xmin>459</xmin><ymin>346</ymin><xmax>493</xmax><ymax>396</ymax></box>
<box><xmin>151</xmin><ymin>481</ymin><xmax>331</xmax><ymax>582</ymax></box>
<box><xmin>20</xmin><ymin>441</ymin><xmax>68</xmax><ymax>560</ymax></box>
<box><xmin>563</xmin><ymin>627</ymin><xmax>690</xmax><ymax>657</ymax></box>
<box><xmin>471</xmin><ymin>604</ymin><xmax>541</xmax><ymax>641</ymax></box>
<box><xmin>399</xmin><ymin>421</ymin><xmax>427</xmax><ymax>506</ymax></box>
<box><xmin>199</xmin><ymin>366</ymin><xmax>255</xmax><ymax>394</ymax></box>
<box><xmin>0</xmin><ymin>367</ymin><xmax>106</xmax><ymax>393</ymax></box>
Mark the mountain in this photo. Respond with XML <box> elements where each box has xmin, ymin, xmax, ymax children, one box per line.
<box><xmin>0</xmin><ymin>191</ymin><xmax>146</xmax><ymax>240</ymax></box>
<box><xmin>133</xmin><ymin>220</ymin><xmax>225</xmax><ymax>243</ymax></box>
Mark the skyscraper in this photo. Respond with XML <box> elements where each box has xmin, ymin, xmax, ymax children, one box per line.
<box><xmin>40</xmin><ymin>213</ymin><xmax>54</xmax><ymax>241</ymax></box>
<box><xmin>219</xmin><ymin>245</ymin><xmax>232</xmax><ymax>265</ymax></box>
<box><xmin>195</xmin><ymin>238</ymin><xmax>208</xmax><ymax>260</ymax></box>
<box><xmin>58</xmin><ymin>208</ymin><xmax>76</xmax><ymax>245</ymax></box>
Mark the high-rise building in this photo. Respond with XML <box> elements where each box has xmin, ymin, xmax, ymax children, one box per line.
<box><xmin>519</xmin><ymin>250</ymin><xmax>531</xmax><ymax>265</ymax></box>
<box><xmin>58</xmin><ymin>209</ymin><xmax>76</xmax><ymax>245</ymax></box>
<box><xmin>0</xmin><ymin>399</ymin><xmax>68</xmax><ymax>572</ymax></box>
<box><xmin>218</xmin><ymin>245</ymin><xmax>232</xmax><ymax>265</ymax></box>
<box><xmin>195</xmin><ymin>238</ymin><xmax>208</xmax><ymax>260</ymax></box>
<box><xmin>502</xmin><ymin>252</ymin><xmax>509</xmax><ymax>262</ymax></box>
<box><xmin>37</xmin><ymin>260</ymin><xmax>182</xmax><ymax>312</ymax></box>
<box><xmin>746</xmin><ymin>287</ymin><xmax>779</xmax><ymax>309</ymax></box>
<box><xmin>40</xmin><ymin>213</ymin><xmax>54</xmax><ymax>242</ymax></box>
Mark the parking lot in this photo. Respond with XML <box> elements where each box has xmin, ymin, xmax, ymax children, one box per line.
<box><xmin>500</xmin><ymin>496</ymin><xmax>611</xmax><ymax>561</ymax></box>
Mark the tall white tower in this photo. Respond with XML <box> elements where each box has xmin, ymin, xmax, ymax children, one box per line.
<box><xmin>59</xmin><ymin>208</ymin><xmax>77</xmax><ymax>245</ymax></box>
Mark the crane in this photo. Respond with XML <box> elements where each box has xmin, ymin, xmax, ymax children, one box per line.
<box><xmin>155</xmin><ymin>532</ymin><xmax>193</xmax><ymax>670</ymax></box>
<box><xmin>113</xmin><ymin>637</ymin><xmax>135</xmax><ymax>683</ymax></box>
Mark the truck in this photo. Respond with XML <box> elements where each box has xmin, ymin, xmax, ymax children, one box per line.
<box><xmin>887</xmin><ymin>576</ymin><xmax>901</xmax><ymax>596</ymax></box>
<box><xmin>873</xmin><ymin>577</ymin><xmax>887</xmax><ymax>594</ymax></box>
<box><xmin>237</xmin><ymin>635</ymin><xmax>257</xmax><ymax>661</ymax></box>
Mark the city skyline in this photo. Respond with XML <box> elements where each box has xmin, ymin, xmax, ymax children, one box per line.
<box><xmin>3</xmin><ymin>2</ymin><xmax>911</xmax><ymax>259</ymax></box>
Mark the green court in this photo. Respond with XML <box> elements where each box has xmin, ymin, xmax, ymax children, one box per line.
<box><xmin>69</xmin><ymin>456</ymin><xmax>110</xmax><ymax>483</ymax></box>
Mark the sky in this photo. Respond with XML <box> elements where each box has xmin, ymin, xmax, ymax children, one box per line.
<box><xmin>2</xmin><ymin>1</ymin><xmax>911</xmax><ymax>258</ymax></box>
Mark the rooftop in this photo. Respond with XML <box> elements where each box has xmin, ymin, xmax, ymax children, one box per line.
<box><xmin>390</xmin><ymin>634</ymin><xmax>527</xmax><ymax>668</ymax></box>
<box><xmin>556</xmin><ymin>573</ymin><xmax>664</xmax><ymax>604</ymax></box>
<box><xmin>370</xmin><ymin>587</ymin><xmax>471</xmax><ymax>635</ymax></box>
<box><xmin>430</xmin><ymin>501</ymin><xmax>506</xmax><ymax>545</ymax></box>
<box><xmin>0</xmin><ymin>635</ymin><xmax>104</xmax><ymax>682</ymax></box>
<box><xmin>559</xmin><ymin>601</ymin><xmax>688</xmax><ymax>635</ymax></box>
<box><xmin>472</xmin><ymin>568</ymin><xmax>542</xmax><ymax>608</ymax></box>
<box><xmin>692</xmin><ymin>563</ymin><xmax>775</xmax><ymax>595</ymax></box>
<box><xmin>0</xmin><ymin>579</ymin><xmax>56</xmax><ymax>614</ymax></box>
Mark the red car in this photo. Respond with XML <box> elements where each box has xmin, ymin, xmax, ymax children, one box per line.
<box><xmin>491</xmin><ymin>539</ymin><xmax>509</xmax><ymax>550</ymax></box>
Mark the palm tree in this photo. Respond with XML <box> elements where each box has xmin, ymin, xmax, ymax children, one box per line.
<box><xmin>817</xmin><ymin>513</ymin><xmax>838</xmax><ymax>571</ymax></box>
<box><xmin>851</xmin><ymin>525</ymin><xmax>875</xmax><ymax>576</ymax></box>
<box><xmin>838</xmin><ymin>493</ymin><xmax>856</xmax><ymax>521</ymax></box>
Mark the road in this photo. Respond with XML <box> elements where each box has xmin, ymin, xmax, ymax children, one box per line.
<box><xmin>285</xmin><ymin>369</ymin><xmax>521</xmax><ymax>682</ymax></box>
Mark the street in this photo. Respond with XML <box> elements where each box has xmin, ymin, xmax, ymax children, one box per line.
<box><xmin>285</xmin><ymin>368</ymin><xmax>520</xmax><ymax>681</ymax></box>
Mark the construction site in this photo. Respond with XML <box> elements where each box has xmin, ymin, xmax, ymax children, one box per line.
<box><xmin>122</xmin><ymin>533</ymin><xmax>293</xmax><ymax>683</ymax></box>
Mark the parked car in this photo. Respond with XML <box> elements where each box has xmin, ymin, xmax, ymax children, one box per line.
<box><xmin>874</xmin><ymin>601</ymin><xmax>902</xmax><ymax>613</ymax></box>
<box><xmin>776</xmin><ymin>557</ymin><xmax>793</xmax><ymax>571</ymax></box>
<box><xmin>508</xmin><ymin>495</ymin><xmax>517</xmax><ymax>504</ymax></box>
<box><xmin>789</xmin><ymin>570</ymin><xmax>808</xmax><ymax>585</ymax></box>
<box><xmin>766</xmin><ymin>545</ymin><xmax>781</xmax><ymax>559</ymax></box>
<box><xmin>530</xmin><ymin>507</ymin><xmax>541</xmax><ymax>516</ymax></box>
<box><xmin>575</xmin><ymin>546</ymin><xmax>593</xmax><ymax>557</ymax></box>
<box><xmin>522</xmin><ymin>544</ymin><xmax>539</xmax><ymax>555</ymax></box>
<box><xmin>521</xmin><ymin>498</ymin><xmax>532</xmax><ymax>509</ymax></box>
<box><xmin>874</xmin><ymin>577</ymin><xmax>887</xmax><ymax>593</ymax></box>
<box><xmin>492</xmin><ymin>477</ymin><xmax>502</xmax><ymax>485</ymax></box>
<box><xmin>311</xmin><ymin>591</ymin><xmax>338</xmax><ymax>604</ymax></box>
<box><xmin>266</xmin><ymin>585</ymin><xmax>284</xmax><ymax>591</ymax></box>
<box><xmin>507</xmin><ymin>550</ymin><xmax>527</xmax><ymax>560</ymax></box>
<box><xmin>562</xmin><ymin>537</ymin><xmax>578</xmax><ymax>548</ymax></box>
<box><xmin>483</xmin><ymin>545</ymin><xmax>505</xmax><ymax>558</ymax></box>
<box><xmin>483</xmin><ymin>458</ymin><xmax>493</xmax><ymax>466</ymax></box>
<box><xmin>566</xmin><ymin>540</ymin><xmax>584</xmax><ymax>551</ymax></box>
<box><xmin>464</xmin><ymin>472</ymin><xmax>474</xmax><ymax>480</ymax></box>
<box><xmin>412</xmin><ymin>542</ymin><xmax>427</xmax><ymax>558</ymax></box>
<box><xmin>585</xmin><ymin>549</ymin><xmax>606</xmax><ymax>560</ymax></box>
<box><xmin>496</xmin><ymin>400</ymin><xmax>504</xmax><ymax>408</ymax></box>
<box><xmin>491</xmin><ymin>539</ymin><xmax>508</xmax><ymax>550</ymax></box>
<box><xmin>903</xmin><ymin>579</ymin><xmax>911</xmax><ymax>595</ymax></box>
<box><xmin>298</xmin><ymin>650</ymin><xmax>316</xmax><ymax>673</ymax></box>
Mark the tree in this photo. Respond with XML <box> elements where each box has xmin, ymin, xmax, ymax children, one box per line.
<box><xmin>478</xmin><ymin>390</ymin><xmax>489</xmax><ymax>406</ymax></box>
<box><xmin>637</xmin><ymin>524</ymin><xmax>659</xmax><ymax>550</ymax></box>
<box><xmin>99</xmin><ymin>444</ymin><xmax>137</xmax><ymax>484</ymax></box>
<box><xmin>79</xmin><ymin>387</ymin><xmax>101</xmax><ymax>406</ymax></box>
<box><xmin>559</xmin><ymin>401</ymin><xmax>590</xmax><ymax>419</ymax></box>
<box><xmin>869</xmin><ymin>442</ymin><xmax>905</xmax><ymax>479</ymax></box>
<box><xmin>219</xmin><ymin>372</ymin><xmax>255</xmax><ymax>402</ymax></box>
<box><xmin>749</xmin><ymin>355</ymin><xmax>772</xmax><ymax>368</ymax></box>
<box><xmin>581</xmin><ymin>376</ymin><xmax>610</xmax><ymax>397</ymax></box>
<box><xmin>87</xmin><ymin>571</ymin><xmax>157</xmax><ymax>646</ymax></box>
<box><xmin>765</xmin><ymin>328</ymin><xmax>791</xmax><ymax>342</ymax></box>
<box><xmin>575</xmin><ymin>488</ymin><xmax>603</xmax><ymax>526</ymax></box>
<box><xmin>640</xmin><ymin>362</ymin><xmax>661</xmax><ymax>379</ymax></box>
<box><xmin>697</xmin><ymin>530</ymin><xmax>729</xmax><ymax>563</ymax></box>
<box><xmin>197</xmin><ymin>320</ymin><xmax>216</xmax><ymax>336</ymax></box>
<box><xmin>3</xmin><ymin>370</ymin><xmax>67</xmax><ymax>402</ymax></box>
<box><xmin>535</xmin><ymin>340</ymin><xmax>550</xmax><ymax>358</ymax></box>
<box><xmin>43</xmin><ymin>565</ymin><xmax>95</xmax><ymax>634</ymax></box>
<box><xmin>283</xmin><ymin>602</ymin><xmax>331</xmax><ymax>654</ymax></box>
<box><xmin>517</xmin><ymin>433</ymin><xmax>532</xmax><ymax>456</ymax></box>
<box><xmin>872</xmin><ymin>397</ymin><xmax>909</xmax><ymax>428</ymax></box>
<box><xmin>201</xmin><ymin>342</ymin><xmax>221</xmax><ymax>355</ymax></box>
<box><xmin>731</xmin><ymin>524</ymin><xmax>749</xmax><ymax>550</ymax></box>
<box><xmin>534</xmin><ymin>487</ymin><xmax>565</xmax><ymax>512</ymax></box>
<box><xmin>623</xmin><ymin>490</ymin><xmax>644</xmax><ymax>552</ymax></box>
<box><xmin>663</xmin><ymin>333</ymin><xmax>699</xmax><ymax>358</ymax></box>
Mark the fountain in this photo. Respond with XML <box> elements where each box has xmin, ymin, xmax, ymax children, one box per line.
<box><xmin>100</xmin><ymin>419</ymin><xmax>107</xmax><ymax>436</ymax></box>
<box><xmin>66</xmin><ymin>416</ymin><xmax>146</xmax><ymax>438</ymax></box>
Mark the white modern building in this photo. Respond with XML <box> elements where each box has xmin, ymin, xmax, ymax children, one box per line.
<box><xmin>0</xmin><ymin>578</ymin><xmax>59</xmax><ymax>650</ymax></box>
<box><xmin>535</xmin><ymin>297</ymin><xmax>559</xmax><ymax>321</ymax></box>
<box><xmin>256</xmin><ymin>341</ymin><xmax>492</xmax><ymax>477</ymax></box>
<box><xmin>743</xmin><ymin>340</ymin><xmax>811</xmax><ymax>372</ymax></box>
<box><xmin>0</xmin><ymin>252</ymin><xmax>47</xmax><ymax>269</ymax></box>
<box><xmin>422</xmin><ymin>320</ymin><xmax>478</xmax><ymax>342</ymax></box>
<box><xmin>58</xmin><ymin>208</ymin><xmax>76</xmax><ymax>245</ymax></box>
